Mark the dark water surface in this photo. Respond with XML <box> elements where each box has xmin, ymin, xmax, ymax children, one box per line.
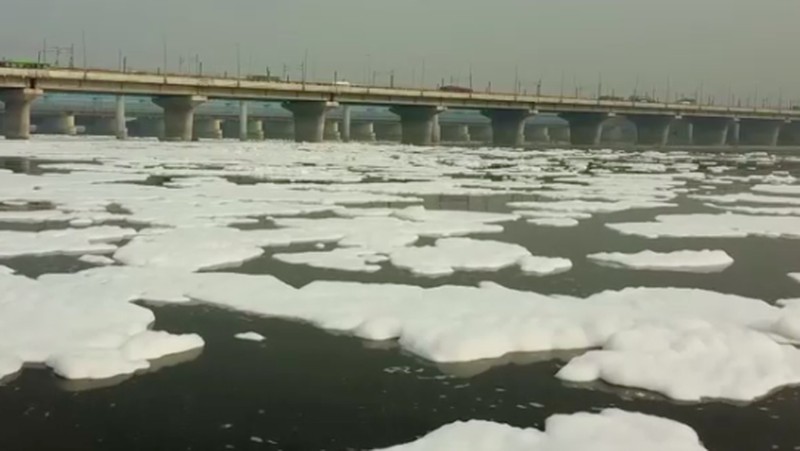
<box><xmin>1</xmin><ymin>153</ymin><xmax>800</xmax><ymax>450</ymax></box>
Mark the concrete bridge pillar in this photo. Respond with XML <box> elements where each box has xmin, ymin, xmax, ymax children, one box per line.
<box><xmin>431</xmin><ymin>114</ymin><xmax>441</xmax><ymax>144</ymax></box>
<box><xmin>627</xmin><ymin>115</ymin><xmax>674</xmax><ymax>147</ymax></box>
<box><xmin>247</xmin><ymin>119</ymin><xmax>265</xmax><ymax>140</ymax></box>
<box><xmin>440</xmin><ymin>124</ymin><xmax>471</xmax><ymax>143</ymax></box>
<box><xmin>351</xmin><ymin>121</ymin><xmax>376</xmax><ymax>142</ymax></box>
<box><xmin>482</xmin><ymin>109</ymin><xmax>531</xmax><ymax>147</ymax></box>
<box><xmin>324</xmin><ymin>120</ymin><xmax>341</xmax><ymax>141</ymax></box>
<box><xmin>238</xmin><ymin>101</ymin><xmax>248</xmax><ymax>141</ymax></box>
<box><xmin>37</xmin><ymin>113</ymin><xmax>77</xmax><ymax>136</ymax></box>
<box><xmin>468</xmin><ymin>124</ymin><xmax>492</xmax><ymax>144</ymax></box>
<box><xmin>688</xmin><ymin>117</ymin><xmax>732</xmax><ymax>146</ymax></box>
<box><xmin>374</xmin><ymin>122</ymin><xmax>402</xmax><ymax>142</ymax></box>
<box><xmin>0</xmin><ymin>88</ymin><xmax>42</xmax><ymax>140</ymax></box>
<box><xmin>560</xmin><ymin>113</ymin><xmax>608</xmax><ymax>146</ymax></box>
<box><xmin>548</xmin><ymin>125</ymin><xmax>570</xmax><ymax>143</ymax></box>
<box><xmin>84</xmin><ymin>117</ymin><xmax>118</xmax><ymax>136</ymax></box>
<box><xmin>152</xmin><ymin>95</ymin><xmax>207</xmax><ymax>142</ymax></box>
<box><xmin>668</xmin><ymin>119</ymin><xmax>693</xmax><ymax>146</ymax></box>
<box><xmin>128</xmin><ymin>117</ymin><xmax>164</xmax><ymax>138</ymax></box>
<box><xmin>263</xmin><ymin>120</ymin><xmax>295</xmax><ymax>140</ymax></box>
<box><xmin>739</xmin><ymin>119</ymin><xmax>782</xmax><ymax>147</ymax></box>
<box><xmin>341</xmin><ymin>105</ymin><xmax>352</xmax><ymax>142</ymax></box>
<box><xmin>192</xmin><ymin>118</ymin><xmax>223</xmax><ymax>140</ymax></box>
<box><xmin>115</xmin><ymin>95</ymin><xmax>127</xmax><ymax>140</ymax></box>
<box><xmin>390</xmin><ymin>106</ymin><xmax>444</xmax><ymax>146</ymax></box>
<box><xmin>282</xmin><ymin>101</ymin><xmax>337</xmax><ymax>143</ymax></box>
<box><xmin>525</xmin><ymin>124</ymin><xmax>550</xmax><ymax>143</ymax></box>
<box><xmin>778</xmin><ymin>122</ymin><xmax>800</xmax><ymax>146</ymax></box>
<box><xmin>727</xmin><ymin>120</ymin><xmax>740</xmax><ymax>146</ymax></box>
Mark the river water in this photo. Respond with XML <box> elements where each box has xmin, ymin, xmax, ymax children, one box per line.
<box><xmin>0</xmin><ymin>139</ymin><xmax>799</xmax><ymax>450</ymax></box>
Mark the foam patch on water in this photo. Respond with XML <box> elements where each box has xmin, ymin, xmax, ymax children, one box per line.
<box><xmin>751</xmin><ymin>184</ymin><xmax>800</xmax><ymax>196</ymax></box>
<box><xmin>387</xmin><ymin>238</ymin><xmax>569</xmax><ymax>277</ymax></box>
<box><xmin>706</xmin><ymin>203</ymin><xmax>800</xmax><ymax>216</ymax></box>
<box><xmin>526</xmin><ymin>218</ymin><xmax>580</xmax><ymax>227</ymax></box>
<box><xmin>607</xmin><ymin>214</ymin><xmax>800</xmax><ymax>239</ymax></box>
<box><xmin>588</xmin><ymin>250</ymin><xmax>734</xmax><ymax>273</ymax></box>
<box><xmin>0</xmin><ymin>226</ymin><xmax>136</xmax><ymax>259</ymax></box>
<box><xmin>274</xmin><ymin>248</ymin><xmax>385</xmax><ymax>273</ymax></box>
<box><xmin>234</xmin><ymin>332</ymin><xmax>266</xmax><ymax>342</ymax></box>
<box><xmin>79</xmin><ymin>254</ymin><xmax>116</xmax><ymax>266</ymax></box>
<box><xmin>0</xmin><ymin>272</ymin><xmax>204</xmax><ymax>380</ymax></box>
<box><xmin>557</xmin><ymin>322</ymin><xmax>800</xmax><ymax>402</ymax></box>
<box><xmin>376</xmin><ymin>409</ymin><xmax>708</xmax><ymax>451</ymax></box>
<box><xmin>791</xmin><ymin>273</ymin><xmax>800</xmax><ymax>285</ymax></box>
<box><xmin>518</xmin><ymin>256</ymin><xmax>573</xmax><ymax>276</ymax></box>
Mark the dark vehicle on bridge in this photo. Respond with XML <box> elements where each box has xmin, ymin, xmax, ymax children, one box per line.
<box><xmin>246</xmin><ymin>74</ymin><xmax>283</xmax><ymax>82</ymax></box>
<box><xmin>598</xmin><ymin>95</ymin><xmax>625</xmax><ymax>101</ymax></box>
<box><xmin>439</xmin><ymin>85</ymin><xmax>473</xmax><ymax>93</ymax></box>
<box><xmin>0</xmin><ymin>59</ymin><xmax>51</xmax><ymax>69</ymax></box>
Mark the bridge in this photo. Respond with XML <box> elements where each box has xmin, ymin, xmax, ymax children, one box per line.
<box><xmin>1</xmin><ymin>67</ymin><xmax>799</xmax><ymax>147</ymax></box>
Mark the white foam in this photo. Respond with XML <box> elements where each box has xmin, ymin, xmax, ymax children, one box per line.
<box><xmin>706</xmin><ymin>203</ymin><xmax>800</xmax><ymax>216</ymax></box>
<box><xmin>752</xmin><ymin>184</ymin><xmax>800</xmax><ymax>196</ymax></box>
<box><xmin>691</xmin><ymin>193</ymin><xmax>800</xmax><ymax>206</ymax></box>
<box><xmin>0</xmin><ymin>265</ymin><xmax>14</xmax><ymax>275</ymax></box>
<box><xmin>392</xmin><ymin>206</ymin><xmax>518</xmax><ymax>224</ymax></box>
<box><xmin>558</xmin><ymin>322</ymin><xmax>800</xmax><ymax>402</ymax></box>
<box><xmin>526</xmin><ymin>218</ymin><xmax>580</xmax><ymax>227</ymax></box>
<box><xmin>518</xmin><ymin>256</ymin><xmax>573</xmax><ymax>276</ymax></box>
<box><xmin>79</xmin><ymin>254</ymin><xmax>116</xmax><ymax>266</ymax></box>
<box><xmin>791</xmin><ymin>273</ymin><xmax>800</xmax><ymax>285</ymax></box>
<box><xmin>608</xmin><ymin>214</ymin><xmax>800</xmax><ymax>239</ymax></box>
<box><xmin>113</xmin><ymin>227</ymin><xmax>266</xmax><ymax>271</ymax></box>
<box><xmin>0</xmin><ymin>272</ymin><xmax>204</xmax><ymax>380</ymax></box>
<box><xmin>508</xmin><ymin>199</ymin><xmax>674</xmax><ymax>214</ymax></box>
<box><xmin>376</xmin><ymin>409</ymin><xmax>707</xmax><ymax>451</ymax></box>
<box><xmin>0</xmin><ymin>226</ymin><xmax>136</xmax><ymax>259</ymax></box>
<box><xmin>388</xmin><ymin>238</ymin><xmax>528</xmax><ymax>277</ymax></box>
<box><xmin>234</xmin><ymin>332</ymin><xmax>266</xmax><ymax>342</ymax></box>
<box><xmin>588</xmin><ymin>250</ymin><xmax>734</xmax><ymax>273</ymax></box>
<box><xmin>274</xmin><ymin>248</ymin><xmax>384</xmax><ymax>273</ymax></box>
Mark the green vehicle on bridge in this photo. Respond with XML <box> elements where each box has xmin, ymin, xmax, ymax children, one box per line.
<box><xmin>0</xmin><ymin>59</ymin><xmax>51</xmax><ymax>69</ymax></box>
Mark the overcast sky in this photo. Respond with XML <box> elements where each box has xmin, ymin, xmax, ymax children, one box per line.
<box><xmin>2</xmin><ymin>0</ymin><xmax>799</xmax><ymax>104</ymax></box>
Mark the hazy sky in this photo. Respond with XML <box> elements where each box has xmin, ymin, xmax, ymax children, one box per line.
<box><xmin>2</xmin><ymin>0</ymin><xmax>799</xmax><ymax>104</ymax></box>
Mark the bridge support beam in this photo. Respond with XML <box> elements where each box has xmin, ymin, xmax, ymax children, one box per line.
<box><xmin>152</xmin><ymin>95</ymin><xmax>207</xmax><ymax>142</ymax></box>
<box><xmin>440</xmin><ymin>124</ymin><xmax>471</xmax><ymax>143</ymax></box>
<box><xmin>560</xmin><ymin>113</ymin><xmax>608</xmax><ymax>146</ymax></box>
<box><xmin>548</xmin><ymin>125</ymin><xmax>570</xmax><ymax>143</ymax></box>
<box><xmin>0</xmin><ymin>88</ymin><xmax>41</xmax><ymax>140</ymax></box>
<box><xmin>374</xmin><ymin>122</ymin><xmax>402</xmax><ymax>142</ymax></box>
<box><xmin>525</xmin><ymin>124</ymin><xmax>550</xmax><ymax>143</ymax></box>
<box><xmin>36</xmin><ymin>113</ymin><xmax>77</xmax><ymax>135</ymax></box>
<box><xmin>282</xmin><ymin>101</ymin><xmax>337</xmax><ymax>143</ymax></box>
<box><xmin>238</xmin><ymin>102</ymin><xmax>248</xmax><ymax>141</ymax></box>
<box><xmin>468</xmin><ymin>124</ymin><xmax>492</xmax><ymax>144</ymax></box>
<box><xmin>263</xmin><ymin>120</ymin><xmax>294</xmax><ymax>140</ymax></box>
<box><xmin>739</xmin><ymin>119</ymin><xmax>782</xmax><ymax>146</ymax></box>
<box><xmin>727</xmin><ymin>121</ymin><xmax>740</xmax><ymax>146</ymax></box>
<box><xmin>778</xmin><ymin>122</ymin><xmax>800</xmax><ymax>146</ymax></box>
<box><xmin>390</xmin><ymin>106</ymin><xmax>444</xmax><ymax>146</ymax></box>
<box><xmin>341</xmin><ymin>106</ymin><xmax>352</xmax><ymax>142</ymax></box>
<box><xmin>128</xmin><ymin>117</ymin><xmax>164</xmax><ymax>138</ymax></box>
<box><xmin>667</xmin><ymin>119</ymin><xmax>693</xmax><ymax>146</ymax></box>
<box><xmin>627</xmin><ymin>115</ymin><xmax>674</xmax><ymax>147</ymax></box>
<box><xmin>351</xmin><ymin>121</ymin><xmax>376</xmax><ymax>142</ymax></box>
<box><xmin>482</xmin><ymin>109</ymin><xmax>531</xmax><ymax>147</ymax></box>
<box><xmin>84</xmin><ymin>117</ymin><xmax>119</xmax><ymax>136</ymax></box>
<box><xmin>324</xmin><ymin>120</ymin><xmax>341</xmax><ymax>141</ymax></box>
<box><xmin>115</xmin><ymin>95</ymin><xmax>127</xmax><ymax>140</ymax></box>
<box><xmin>687</xmin><ymin>117</ymin><xmax>732</xmax><ymax>146</ymax></box>
<box><xmin>192</xmin><ymin>118</ymin><xmax>223</xmax><ymax>140</ymax></box>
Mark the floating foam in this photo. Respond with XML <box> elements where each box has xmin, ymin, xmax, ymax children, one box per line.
<box><xmin>607</xmin><ymin>214</ymin><xmax>800</xmax><ymax>239</ymax></box>
<box><xmin>587</xmin><ymin>250</ymin><xmax>734</xmax><ymax>273</ymax></box>
<box><xmin>376</xmin><ymin>409</ymin><xmax>708</xmax><ymax>451</ymax></box>
<box><xmin>234</xmin><ymin>332</ymin><xmax>266</xmax><ymax>342</ymax></box>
